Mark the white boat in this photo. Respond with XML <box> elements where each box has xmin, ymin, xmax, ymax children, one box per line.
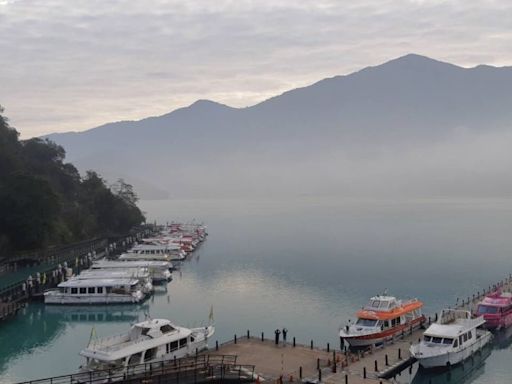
<box><xmin>80</xmin><ymin>318</ymin><xmax>214</xmax><ymax>375</ymax></box>
<box><xmin>44</xmin><ymin>278</ymin><xmax>146</xmax><ymax>305</ymax></box>
<box><xmin>410</xmin><ymin>309</ymin><xmax>492</xmax><ymax>368</ymax></box>
<box><xmin>91</xmin><ymin>260</ymin><xmax>173</xmax><ymax>282</ymax></box>
<box><xmin>76</xmin><ymin>269</ymin><xmax>153</xmax><ymax>294</ymax></box>
<box><xmin>121</xmin><ymin>244</ymin><xmax>186</xmax><ymax>262</ymax></box>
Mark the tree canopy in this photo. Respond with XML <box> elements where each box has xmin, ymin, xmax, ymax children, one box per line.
<box><xmin>0</xmin><ymin>106</ymin><xmax>145</xmax><ymax>257</ymax></box>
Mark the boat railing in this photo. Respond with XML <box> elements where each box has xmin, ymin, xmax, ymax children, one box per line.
<box><xmin>439</xmin><ymin>309</ymin><xmax>471</xmax><ymax>324</ymax></box>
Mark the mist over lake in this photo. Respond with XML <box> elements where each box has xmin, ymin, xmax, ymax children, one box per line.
<box><xmin>2</xmin><ymin>197</ymin><xmax>510</xmax><ymax>383</ymax></box>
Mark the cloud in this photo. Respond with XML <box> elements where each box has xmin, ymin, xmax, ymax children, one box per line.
<box><xmin>1</xmin><ymin>0</ymin><xmax>512</xmax><ymax>137</ymax></box>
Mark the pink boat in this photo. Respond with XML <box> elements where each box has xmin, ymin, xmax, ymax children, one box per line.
<box><xmin>476</xmin><ymin>290</ymin><xmax>512</xmax><ymax>330</ymax></box>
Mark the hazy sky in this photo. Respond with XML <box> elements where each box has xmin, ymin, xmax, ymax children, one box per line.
<box><xmin>1</xmin><ymin>0</ymin><xmax>511</xmax><ymax>138</ymax></box>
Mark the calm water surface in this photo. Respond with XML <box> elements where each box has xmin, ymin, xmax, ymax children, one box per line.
<box><xmin>1</xmin><ymin>198</ymin><xmax>512</xmax><ymax>383</ymax></box>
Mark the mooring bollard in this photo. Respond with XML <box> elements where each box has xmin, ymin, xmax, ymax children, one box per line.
<box><xmin>293</xmin><ymin>337</ymin><xmax>296</xmax><ymax>347</ymax></box>
<box><xmin>363</xmin><ymin>366</ymin><xmax>367</xmax><ymax>379</ymax></box>
<box><xmin>398</xmin><ymin>348</ymin><xmax>402</xmax><ymax>359</ymax></box>
<box><xmin>299</xmin><ymin>366</ymin><xmax>302</xmax><ymax>379</ymax></box>
<box><xmin>247</xmin><ymin>330</ymin><xmax>250</xmax><ymax>339</ymax></box>
<box><xmin>375</xmin><ymin>359</ymin><xmax>378</xmax><ymax>372</ymax></box>
<box><xmin>385</xmin><ymin>354</ymin><xmax>389</xmax><ymax>366</ymax></box>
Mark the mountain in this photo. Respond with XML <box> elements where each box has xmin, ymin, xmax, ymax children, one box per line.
<box><xmin>45</xmin><ymin>54</ymin><xmax>512</xmax><ymax>199</ymax></box>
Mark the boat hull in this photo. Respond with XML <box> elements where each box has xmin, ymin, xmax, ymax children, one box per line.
<box><xmin>44</xmin><ymin>292</ymin><xmax>145</xmax><ymax>305</ymax></box>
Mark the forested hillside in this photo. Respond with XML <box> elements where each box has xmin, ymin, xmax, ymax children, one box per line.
<box><xmin>0</xmin><ymin>106</ymin><xmax>145</xmax><ymax>257</ymax></box>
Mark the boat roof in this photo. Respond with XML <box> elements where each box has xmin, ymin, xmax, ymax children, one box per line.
<box><xmin>357</xmin><ymin>296</ymin><xmax>423</xmax><ymax>320</ymax></box>
<box><xmin>131</xmin><ymin>243</ymin><xmax>180</xmax><ymax>250</ymax></box>
<box><xmin>58</xmin><ymin>278</ymin><xmax>139</xmax><ymax>287</ymax></box>
<box><xmin>93</xmin><ymin>260</ymin><xmax>171</xmax><ymax>268</ymax></box>
<box><xmin>480</xmin><ymin>291</ymin><xmax>512</xmax><ymax>306</ymax></box>
<box><xmin>425</xmin><ymin>311</ymin><xmax>485</xmax><ymax>338</ymax></box>
<box><xmin>77</xmin><ymin>269</ymin><xmax>149</xmax><ymax>279</ymax></box>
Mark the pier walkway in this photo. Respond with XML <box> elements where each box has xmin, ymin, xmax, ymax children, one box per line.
<box><xmin>211</xmin><ymin>332</ymin><xmax>422</xmax><ymax>384</ymax></box>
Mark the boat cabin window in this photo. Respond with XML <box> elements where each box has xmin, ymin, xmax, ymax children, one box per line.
<box><xmin>431</xmin><ymin>337</ymin><xmax>443</xmax><ymax>344</ymax></box>
<box><xmin>141</xmin><ymin>327</ymin><xmax>150</xmax><ymax>336</ymax></box>
<box><xmin>442</xmin><ymin>338</ymin><xmax>453</xmax><ymax>345</ymax></box>
<box><xmin>463</xmin><ymin>333</ymin><xmax>468</xmax><ymax>342</ymax></box>
<box><xmin>454</xmin><ymin>339</ymin><xmax>458</xmax><ymax>347</ymax></box>
<box><xmin>384</xmin><ymin>320</ymin><xmax>390</xmax><ymax>328</ymax></box>
<box><xmin>88</xmin><ymin>287</ymin><xmax>95</xmax><ymax>294</ymax></box>
<box><xmin>160</xmin><ymin>324</ymin><xmax>175</xmax><ymax>334</ymax></box>
<box><xmin>97</xmin><ymin>287</ymin><xmax>103</xmax><ymax>294</ymax></box>
<box><xmin>478</xmin><ymin>305</ymin><xmax>498</xmax><ymax>314</ymax></box>
<box><xmin>370</xmin><ymin>300</ymin><xmax>380</xmax><ymax>308</ymax></box>
<box><xmin>128</xmin><ymin>353</ymin><xmax>142</xmax><ymax>365</ymax></box>
<box><xmin>170</xmin><ymin>340</ymin><xmax>179</xmax><ymax>351</ymax></box>
<box><xmin>356</xmin><ymin>319</ymin><xmax>378</xmax><ymax>327</ymax></box>
<box><xmin>179</xmin><ymin>338</ymin><xmax>187</xmax><ymax>348</ymax></box>
<box><xmin>468</xmin><ymin>331</ymin><xmax>472</xmax><ymax>339</ymax></box>
<box><xmin>424</xmin><ymin>335</ymin><xmax>432</xmax><ymax>342</ymax></box>
<box><xmin>191</xmin><ymin>336</ymin><xmax>195</xmax><ymax>342</ymax></box>
<box><xmin>71</xmin><ymin>287</ymin><xmax>78</xmax><ymax>294</ymax></box>
<box><xmin>459</xmin><ymin>335</ymin><xmax>463</xmax><ymax>345</ymax></box>
<box><xmin>80</xmin><ymin>287</ymin><xmax>87</xmax><ymax>294</ymax></box>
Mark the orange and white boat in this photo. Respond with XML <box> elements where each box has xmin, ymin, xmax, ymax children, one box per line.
<box><xmin>340</xmin><ymin>294</ymin><xmax>425</xmax><ymax>348</ymax></box>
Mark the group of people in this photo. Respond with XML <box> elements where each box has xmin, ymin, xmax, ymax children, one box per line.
<box><xmin>274</xmin><ymin>327</ymin><xmax>288</xmax><ymax>345</ymax></box>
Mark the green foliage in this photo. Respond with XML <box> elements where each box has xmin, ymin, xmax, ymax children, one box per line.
<box><xmin>0</xmin><ymin>106</ymin><xmax>145</xmax><ymax>257</ymax></box>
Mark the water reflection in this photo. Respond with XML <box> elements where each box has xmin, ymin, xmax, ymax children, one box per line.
<box><xmin>1</xmin><ymin>198</ymin><xmax>512</xmax><ymax>384</ymax></box>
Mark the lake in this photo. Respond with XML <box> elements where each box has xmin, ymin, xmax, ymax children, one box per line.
<box><xmin>1</xmin><ymin>197</ymin><xmax>512</xmax><ymax>383</ymax></box>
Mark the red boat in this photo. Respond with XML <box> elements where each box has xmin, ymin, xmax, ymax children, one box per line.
<box><xmin>476</xmin><ymin>290</ymin><xmax>512</xmax><ymax>330</ymax></box>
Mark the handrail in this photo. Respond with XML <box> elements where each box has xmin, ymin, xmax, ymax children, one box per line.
<box><xmin>14</xmin><ymin>354</ymin><xmax>242</xmax><ymax>384</ymax></box>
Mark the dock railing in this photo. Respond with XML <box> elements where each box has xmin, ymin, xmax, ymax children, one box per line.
<box><xmin>14</xmin><ymin>354</ymin><xmax>254</xmax><ymax>384</ymax></box>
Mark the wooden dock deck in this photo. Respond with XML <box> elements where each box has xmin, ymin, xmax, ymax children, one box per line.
<box><xmin>211</xmin><ymin>331</ymin><xmax>422</xmax><ymax>384</ymax></box>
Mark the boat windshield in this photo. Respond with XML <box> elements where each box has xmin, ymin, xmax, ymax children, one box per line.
<box><xmin>424</xmin><ymin>336</ymin><xmax>453</xmax><ymax>345</ymax></box>
<box><xmin>356</xmin><ymin>318</ymin><xmax>378</xmax><ymax>327</ymax></box>
<box><xmin>478</xmin><ymin>305</ymin><xmax>498</xmax><ymax>314</ymax></box>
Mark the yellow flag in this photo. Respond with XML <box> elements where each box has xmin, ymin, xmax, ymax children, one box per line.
<box><xmin>209</xmin><ymin>305</ymin><xmax>214</xmax><ymax>323</ymax></box>
<box><xmin>88</xmin><ymin>326</ymin><xmax>97</xmax><ymax>347</ymax></box>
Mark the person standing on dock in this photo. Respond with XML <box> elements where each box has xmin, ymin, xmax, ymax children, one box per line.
<box><xmin>275</xmin><ymin>329</ymin><xmax>281</xmax><ymax>345</ymax></box>
<box><xmin>282</xmin><ymin>328</ymin><xmax>288</xmax><ymax>345</ymax></box>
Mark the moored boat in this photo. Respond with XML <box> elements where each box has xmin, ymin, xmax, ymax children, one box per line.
<box><xmin>340</xmin><ymin>294</ymin><xmax>425</xmax><ymax>348</ymax></box>
<box><xmin>475</xmin><ymin>290</ymin><xmax>512</xmax><ymax>330</ymax></box>
<box><xmin>410</xmin><ymin>309</ymin><xmax>492</xmax><ymax>369</ymax></box>
<box><xmin>76</xmin><ymin>268</ymin><xmax>154</xmax><ymax>294</ymax></box>
<box><xmin>80</xmin><ymin>318</ymin><xmax>214</xmax><ymax>376</ymax></box>
<box><xmin>91</xmin><ymin>260</ymin><xmax>173</xmax><ymax>282</ymax></box>
<box><xmin>44</xmin><ymin>278</ymin><xmax>146</xmax><ymax>305</ymax></box>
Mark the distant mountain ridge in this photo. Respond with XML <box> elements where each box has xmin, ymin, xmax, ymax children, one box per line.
<box><xmin>45</xmin><ymin>54</ymin><xmax>512</xmax><ymax>199</ymax></box>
